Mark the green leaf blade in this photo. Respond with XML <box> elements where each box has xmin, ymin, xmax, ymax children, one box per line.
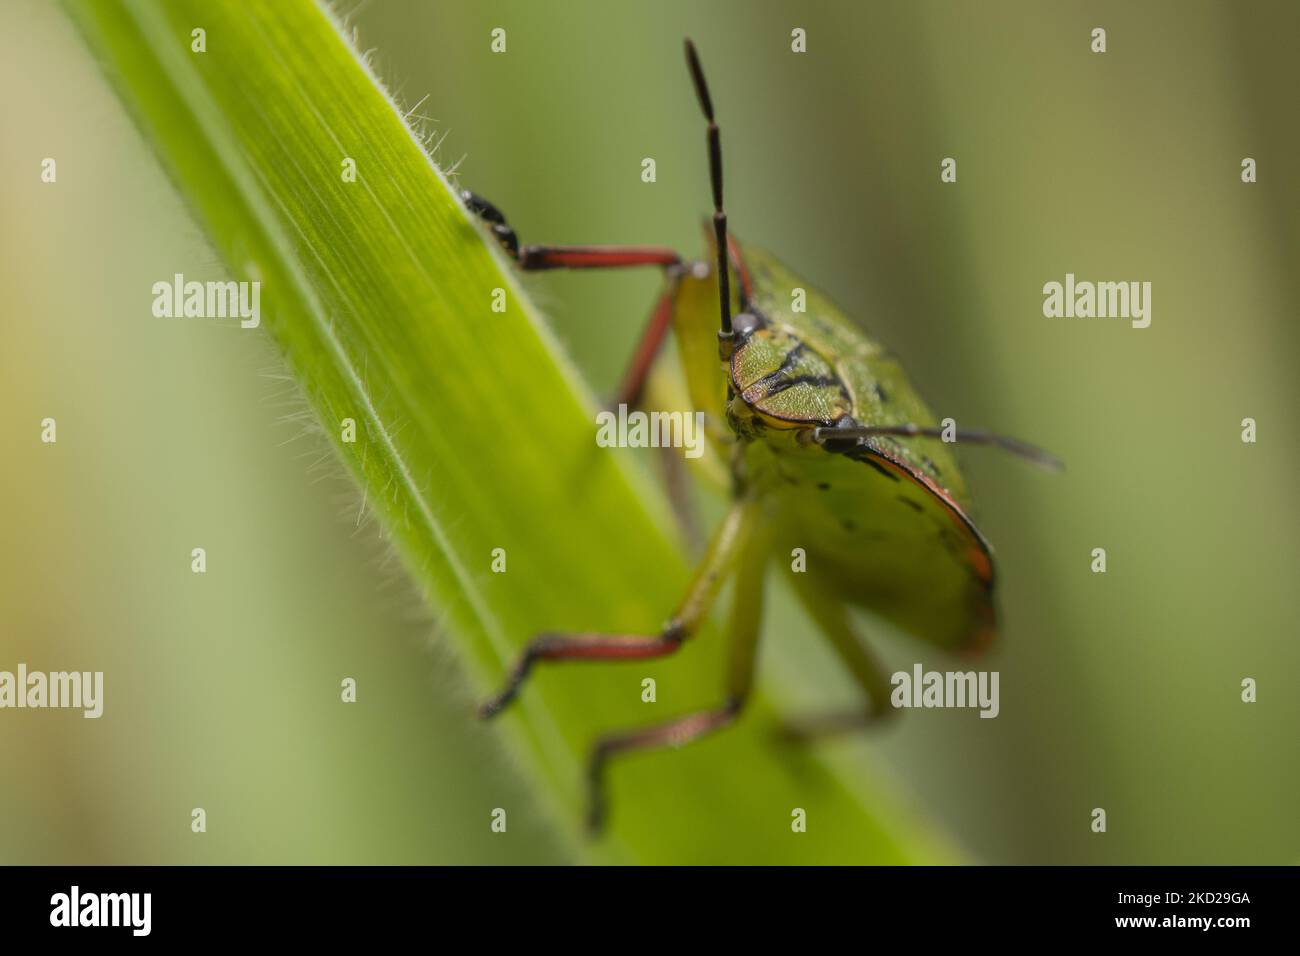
<box><xmin>65</xmin><ymin>0</ymin><xmax>954</xmax><ymax>863</ymax></box>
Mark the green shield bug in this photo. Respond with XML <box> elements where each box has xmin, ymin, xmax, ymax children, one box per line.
<box><xmin>463</xmin><ymin>39</ymin><xmax>1060</xmax><ymax>832</ymax></box>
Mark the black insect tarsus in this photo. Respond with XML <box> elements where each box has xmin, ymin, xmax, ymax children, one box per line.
<box><xmin>461</xmin><ymin>190</ymin><xmax>504</xmax><ymax>224</ymax></box>
<box><xmin>461</xmin><ymin>190</ymin><xmax>520</xmax><ymax>259</ymax></box>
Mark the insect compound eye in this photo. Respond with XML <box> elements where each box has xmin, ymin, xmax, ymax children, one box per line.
<box><xmin>732</xmin><ymin>311</ymin><xmax>761</xmax><ymax>335</ymax></box>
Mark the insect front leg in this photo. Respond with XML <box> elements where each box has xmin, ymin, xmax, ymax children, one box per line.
<box><xmin>778</xmin><ymin>568</ymin><xmax>897</xmax><ymax>741</ymax></box>
<box><xmin>612</xmin><ymin>273</ymin><xmax>684</xmax><ymax>409</ymax></box>
<box><xmin>461</xmin><ymin>190</ymin><xmax>685</xmax><ymax>409</ymax></box>
<box><xmin>478</xmin><ymin>497</ymin><xmax>758</xmax><ymax>719</ymax></box>
<box><xmin>586</xmin><ymin>515</ymin><xmax>769</xmax><ymax>833</ymax></box>
<box><xmin>461</xmin><ymin>189</ymin><xmax>681</xmax><ymax>270</ymax></box>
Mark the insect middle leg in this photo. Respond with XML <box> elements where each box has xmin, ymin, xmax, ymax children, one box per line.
<box><xmin>586</xmin><ymin>512</ymin><xmax>769</xmax><ymax>832</ymax></box>
<box><xmin>478</xmin><ymin>496</ymin><xmax>758</xmax><ymax>719</ymax></box>
<box><xmin>778</xmin><ymin>569</ymin><xmax>897</xmax><ymax>740</ymax></box>
<box><xmin>462</xmin><ymin>190</ymin><xmax>685</xmax><ymax>408</ymax></box>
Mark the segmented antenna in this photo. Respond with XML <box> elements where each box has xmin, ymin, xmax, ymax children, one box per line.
<box><xmin>813</xmin><ymin>424</ymin><xmax>1064</xmax><ymax>472</ymax></box>
<box><xmin>684</xmin><ymin>39</ymin><xmax>732</xmax><ymax>346</ymax></box>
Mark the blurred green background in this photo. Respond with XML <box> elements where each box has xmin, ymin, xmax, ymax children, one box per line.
<box><xmin>2</xmin><ymin>0</ymin><xmax>1296</xmax><ymax>864</ymax></box>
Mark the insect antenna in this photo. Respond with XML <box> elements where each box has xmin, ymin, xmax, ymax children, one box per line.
<box><xmin>684</xmin><ymin>39</ymin><xmax>733</xmax><ymax>351</ymax></box>
<box><xmin>814</xmin><ymin>424</ymin><xmax>1064</xmax><ymax>472</ymax></box>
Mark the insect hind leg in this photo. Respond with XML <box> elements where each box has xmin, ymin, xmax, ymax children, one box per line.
<box><xmin>778</xmin><ymin>568</ymin><xmax>897</xmax><ymax>741</ymax></box>
<box><xmin>478</xmin><ymin>498</ymin><xmax>758</xmax><ymax>720</ymax></box>
<box><xmin>587</xmin><ymin>698</ymin><xmax>743</xmax><ymax>833</ymax></box>
<box><xmin>586</xmin><ymin>514</ymin><xmax>769</xmax><ymax>833</ymax></box>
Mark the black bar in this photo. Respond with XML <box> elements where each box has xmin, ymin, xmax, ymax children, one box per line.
<box><xmin>0</xmin><ymin>865</ymin><xmax>1287</xmax><ymax>941</ymax></box>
